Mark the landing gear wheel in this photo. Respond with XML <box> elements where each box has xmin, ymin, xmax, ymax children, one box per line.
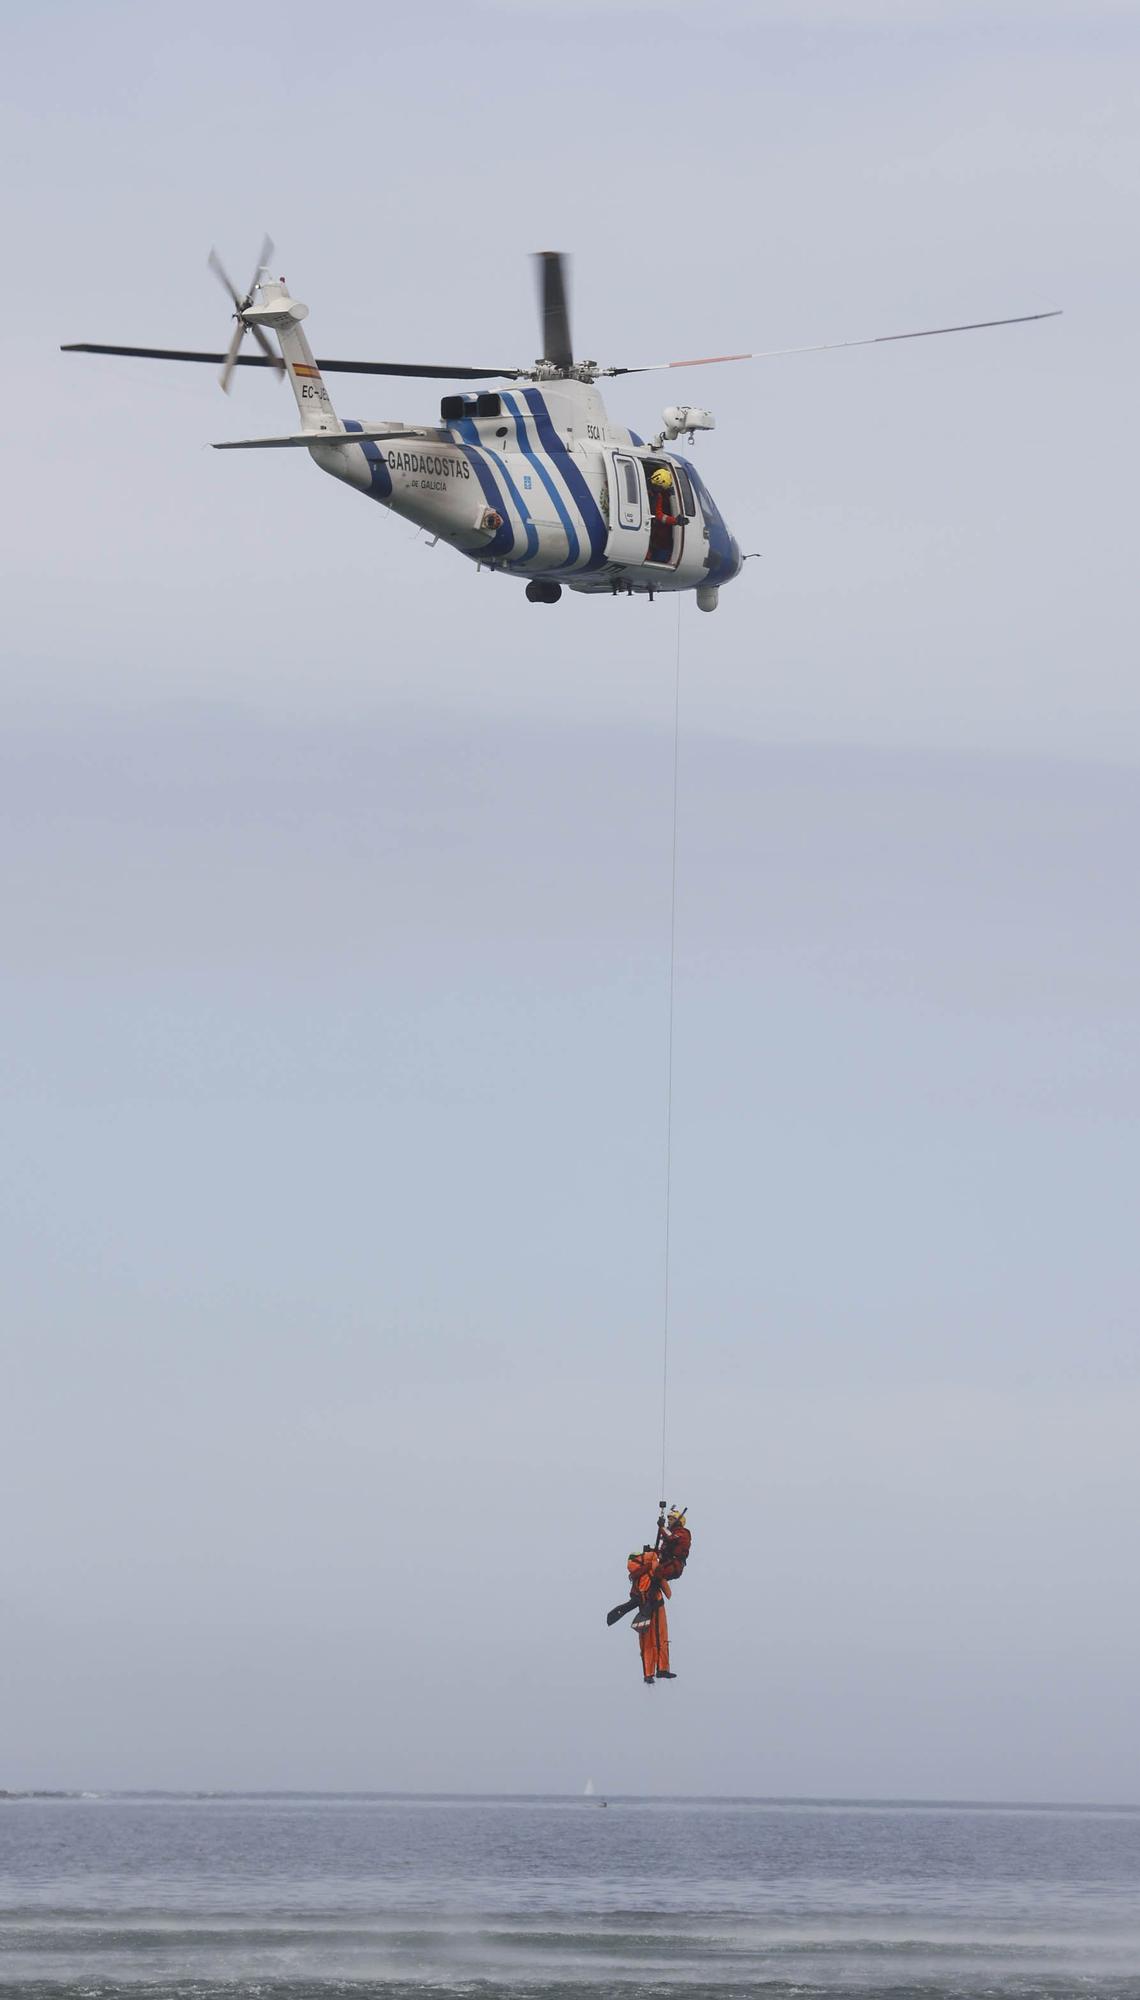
<box><xmin>526</xmin><ymin>580</ymin><xmax>562</xmax><ymax>604</ymax></box>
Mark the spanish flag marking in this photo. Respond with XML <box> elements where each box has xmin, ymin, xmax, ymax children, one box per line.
<box><xmin>292</xmin><ymin>363</ymin><xmax>322</xmax><ymax>379</ymax></box>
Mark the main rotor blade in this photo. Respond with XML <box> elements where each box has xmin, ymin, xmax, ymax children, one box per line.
<box><xmin>604</xmin><ymin>309</ymin><xmax>1063</xmax><ymax>375</ymax></box>
<box><xmin>535</xmin><ymin>250</ymin><xmax>573</xmax><ymax>370</ymax></box>
<box><xmin>61</xmin><ymin>344</ymin><xmax>526</xmax><ymax>380</ymax></box>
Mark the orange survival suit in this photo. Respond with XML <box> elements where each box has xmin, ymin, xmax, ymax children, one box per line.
<box><xmin>656</xmin><ymin>1515</ymin><xmax>691</xmax><ymax>1585</ymax></box>
<box><xmin>627</xmin><ymin>1546</ymin><xmax>672</xmax><ymax>1683</ymax></box>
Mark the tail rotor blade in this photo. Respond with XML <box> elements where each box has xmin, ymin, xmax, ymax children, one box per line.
<box><xmin>208</xmin><ymin>246</ymin><xmax>242</xmax><ymax>312</ymax></box>
<box><xmin>535</xmin><ymin>250</ymin><xmax>573</xmax><ymax>370</ymax></box>
<box><xmin>246</xmin><ymin>233</ymin><xmax>274</xmax><ymax>309</ymax></box>
<box><xmin>211</xmin><ymin>238</ymin><xmax>284</xmax><ymax>386</ymax></box>
<box><xmin>246</xmin><ymin>320</ymin><xmax>284</xmax><ymax>371</ymax></box>
<box><xmin>218</xmin><ymin>314</ymin><xmax>246</xmax><ymax>395</ymax></box>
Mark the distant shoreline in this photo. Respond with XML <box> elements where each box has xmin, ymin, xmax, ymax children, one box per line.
<box><xmin>0</xmin><ymin>1790</ymin><xmax>81</xmax><ymax>1800</ymax></box>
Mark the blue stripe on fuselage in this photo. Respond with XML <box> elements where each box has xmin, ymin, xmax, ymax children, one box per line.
<box><xmin>520</xmin><ymin>389</ymin><xmax>608</xmax><ymax>569</ymax></box>
<box><xmin>343</xmin><ymin>419</ymin><xmax>393</xmax><ymax>498</ymax></box>
<box><xmin>476</xmin><ymin>413</ymin><xmax>538</xmax><ymax>565</ymax></box>
<box><xmin>447</xmin><ymin>421</ymin><xmax>515</xmax><ymax>560</ymax></box>
<box><xmin>500</xmin><ymin>394</ymin><xmax>579</xmax><ymax>568</ymax></box>
<box><xmin>485</xmin><ymin>449</ymin><xmax>538</xmax><ymax>561</ymax></box>
<box><xmin>455</xmin><ymin>424</ymin><xmax>540</xmax><ymax>565</ymax></box>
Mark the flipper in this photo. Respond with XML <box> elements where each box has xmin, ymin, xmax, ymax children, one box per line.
<box><xmin>606</xmin><ymin>1597</ymin><xmax>639</xmax><ymax>1627</ymax></box>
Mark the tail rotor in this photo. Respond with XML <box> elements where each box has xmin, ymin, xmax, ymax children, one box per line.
<box><xmin>207</xmin><ymin>235</ymin><xmax>284</xmax><ymax>392</ymax></box>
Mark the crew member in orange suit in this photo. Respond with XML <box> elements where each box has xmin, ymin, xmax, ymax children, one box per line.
<box><xmin>656</xmin><ymin>1505</ymin><xmax>691</xmax><ymax>1585</ymax></box>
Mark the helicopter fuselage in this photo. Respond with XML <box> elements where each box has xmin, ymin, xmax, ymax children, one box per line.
<box><xmin>64</xmin><ymin>248</ymin><xmax>1059</xmax><ymax>612</ymax></box>
<box><xmin>309</xmin><ymin>376</ymin><xmax>742</xmax><ymax>606</ymax></box>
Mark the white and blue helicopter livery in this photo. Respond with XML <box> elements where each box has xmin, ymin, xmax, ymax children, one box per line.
<box><xmin>64</xmin><ymin>246</ymin><xmax>1059</xmax><ymax>612</ymax></box>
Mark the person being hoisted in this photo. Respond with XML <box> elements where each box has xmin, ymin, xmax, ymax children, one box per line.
<box><xmin>627</xmin><ymin>1543</ymin><xmax>672</xmax><ymax>1685</ymax></box>
<box><xmin>610</xmin><ymin>1503</ymin><xmax>691</xmax><ymax>1685</ymax></box>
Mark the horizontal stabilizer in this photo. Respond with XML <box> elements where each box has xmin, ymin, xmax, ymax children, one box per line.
<box><xmin>212</xmin><ymin>428</ymin><xmax>415</xmax><ymax>451</ymax></box>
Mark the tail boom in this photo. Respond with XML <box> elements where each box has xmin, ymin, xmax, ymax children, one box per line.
<box><xmin>243</xmin><ymin>278</ymin><xmax>344</xmax><ymax>437</ymax></box>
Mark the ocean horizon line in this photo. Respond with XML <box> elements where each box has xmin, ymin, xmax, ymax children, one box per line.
<box><xmin>5</xmin><ymin>1786</ymin><xmax>1139</xmax><ymax>1814</ymax></box>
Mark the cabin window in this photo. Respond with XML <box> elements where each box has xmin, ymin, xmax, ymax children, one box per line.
<box><xmin>674</xmin><ymin>465</ymin><xmax>696</xmax><ymax>518</ymax></box>
<box><xmin>613</xmin><ymin>454</ymin><xmax>642</xmax><ymax>531</ymax></box>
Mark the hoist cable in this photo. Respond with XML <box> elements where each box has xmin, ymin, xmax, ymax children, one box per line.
<box><xmin>659</xmin><ymin>597</ymin><xmax>683</xmax><ymax>1503</ymax></box>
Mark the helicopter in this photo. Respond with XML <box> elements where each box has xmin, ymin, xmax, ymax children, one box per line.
<box><xmin>63</xmin><ymin>246</ymin><xmax>1059</xmax><ymax>612</ymax></box>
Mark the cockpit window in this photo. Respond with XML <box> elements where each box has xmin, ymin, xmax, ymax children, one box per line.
<box><xmin>674</xmin><ymin>465</ymin><xmax>696</xmax><ymax>518</ymax></box>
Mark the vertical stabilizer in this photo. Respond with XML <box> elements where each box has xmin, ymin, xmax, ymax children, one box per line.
<box><xmin>242</xmin><ymin>277</ymin><xmax>344</xmax><ymax>436</ymax></box>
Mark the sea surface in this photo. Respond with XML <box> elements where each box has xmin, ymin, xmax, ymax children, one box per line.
<box><xmin>1</xmin><ymin>1792</ymin><xmax>1139</xmax><ymax>1998</ymax></box>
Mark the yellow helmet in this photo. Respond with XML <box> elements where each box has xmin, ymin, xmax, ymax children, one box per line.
<box><xmin>667</xmin><ymin>1506</ymin><xmax>687</xmax><ymax>1526</ymax></box>
<box><xmin>650</xmin><ymin>467</ymin><xmax>674</xmax><ymax>488</ymax></box>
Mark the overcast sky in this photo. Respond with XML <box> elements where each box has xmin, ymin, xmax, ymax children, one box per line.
<box><xmin>3</xmin><ymin>0</ymin><xmax>1138</xmax><ymax>1803</ymax></box>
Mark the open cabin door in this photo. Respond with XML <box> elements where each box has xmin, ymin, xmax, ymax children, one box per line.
<box><xmin>604</xmin><ymin>452</ymin><xmax>650</xmax><ymax>566</ymax></box>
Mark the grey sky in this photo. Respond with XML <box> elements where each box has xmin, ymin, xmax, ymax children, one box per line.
<box><xmin>3</xmin><ymin>1</ymin><xmax>1138</xmax><ymax>1801</ymax></box>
